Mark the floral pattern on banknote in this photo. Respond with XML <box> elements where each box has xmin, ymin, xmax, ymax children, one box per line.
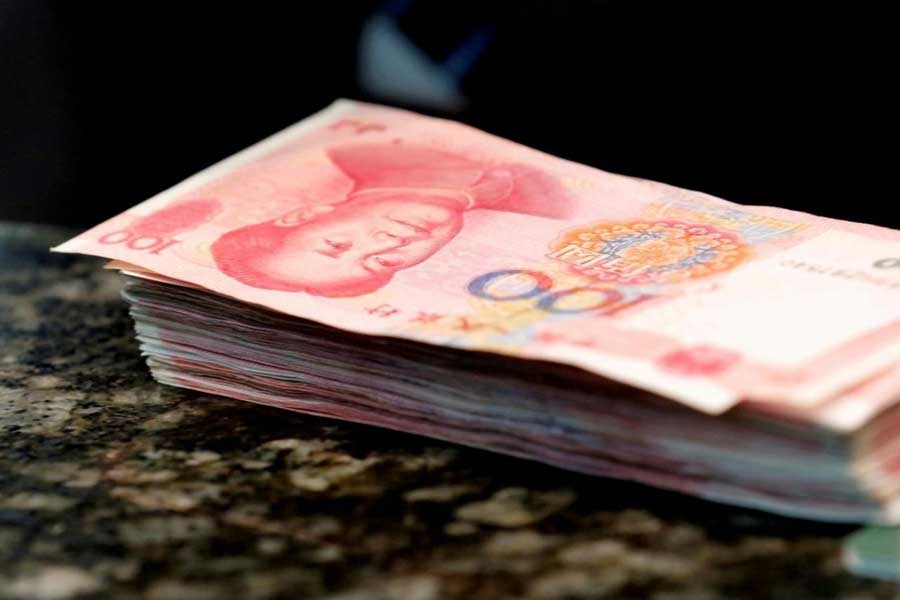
<box><xmin>547</xmin><ymin>221</ymin><xmax>747</xmax><ymax>285</ymax></box>
<box><xmin>643</xmin><ymin>192</ymin><xmax>807</xmax><ymax>244</ymax></box>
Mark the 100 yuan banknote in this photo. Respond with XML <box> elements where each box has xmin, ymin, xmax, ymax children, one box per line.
<box><xmin>54</xmin><ymin>100</ymin><xmax>900</xmax><ymax>413</ymax></box>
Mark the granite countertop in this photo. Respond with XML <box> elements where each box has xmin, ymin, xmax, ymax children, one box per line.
<box><xmin>1</xmin><ymin>222</ymin><xmax>897</xmax><ymax>600</ymax></box>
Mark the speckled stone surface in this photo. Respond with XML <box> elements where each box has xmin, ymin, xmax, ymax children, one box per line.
<box><xmin>1</xmin><ymin>223</ymin><xmax>898</xmax><ymax>600</ymax></box>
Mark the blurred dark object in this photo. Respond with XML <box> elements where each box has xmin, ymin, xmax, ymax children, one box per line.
<box><xmin>1</xmin><ymin>1</ymin><xmax>895</xmax><ymax>228</ymax></box>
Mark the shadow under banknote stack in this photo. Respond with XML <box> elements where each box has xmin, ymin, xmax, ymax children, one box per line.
<box><xmin>53</xmin><ymin>100</ymin><xmax>900</xmax><ymax>528</ymax></box>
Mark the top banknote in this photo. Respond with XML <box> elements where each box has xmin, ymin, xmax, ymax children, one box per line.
<box><xmin>54</xmin><ymin>100</ymin><xmax>900</xmax><ymax>414</ymax></box>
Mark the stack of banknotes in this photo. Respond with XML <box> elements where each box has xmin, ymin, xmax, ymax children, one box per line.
<box><xmin>55</xmin><ymin>100</ymin><xmax>900</xmax><ymax>525</ymax></box>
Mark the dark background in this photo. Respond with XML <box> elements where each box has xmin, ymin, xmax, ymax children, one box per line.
<box><xmin>2</xmin><ymin>1</ymin><xmax>895</xmax><ymax>229</ymax></box>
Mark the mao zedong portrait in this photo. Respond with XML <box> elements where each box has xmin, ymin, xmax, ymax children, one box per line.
<box><xmin>211</xmin><ymin>143</ymin><xmax>576</xmax><ymax>297</ymax></box>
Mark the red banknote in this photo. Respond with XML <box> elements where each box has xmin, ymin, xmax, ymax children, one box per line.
<box><xmin>55</xmin><ymin>100</ymin><xmax>900</xmax><ymax>522</ymax></box>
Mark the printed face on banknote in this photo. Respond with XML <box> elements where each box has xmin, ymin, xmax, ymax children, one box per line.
<box><xmin>211</xmin><ymin>190</ymin><xmax>466</xmax><ymax>296</ymax></box>
<box><xmin>208</xmin><ymin>141</ymin><xmax>574</xmax><ymax>297</ymax></box>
